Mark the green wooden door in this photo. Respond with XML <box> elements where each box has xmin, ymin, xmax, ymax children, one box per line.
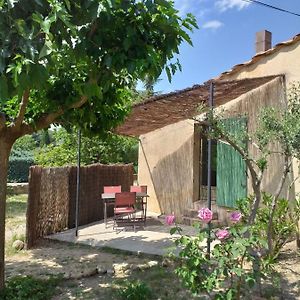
<box><xmin>216</xmin><ymin>118</ymin><xmax>247</xmax><ymax>208</ymax></box>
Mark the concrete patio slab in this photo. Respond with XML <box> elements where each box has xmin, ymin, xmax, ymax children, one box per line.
<box><xmin>46</xmin><ymin>212</ymin><xmax>199</xmax><ymax>256</ymax></box>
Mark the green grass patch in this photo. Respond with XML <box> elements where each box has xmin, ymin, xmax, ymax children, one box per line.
<box><xmin>5</xmin><ymin>194</ymin><xmax>27</xmax><ymax>256</ymax></box>
<box><xmin>6</xmin><ymin>194</ymin><xmax>27</xmax><ymax>227</ymax></box>
<box><xmin>0</xmin><ymin>275</ymin><xmax>62</xmax><ymax>300</ymax></box>
<box><xmin>111</xmin><ymin>265</ymin><xmax>196</xmax><ymax>300</ymax></box>
<box><xmin>117</xmin><ymin>280</ymin><xmax>152</xmax><ymax>300</ymax></box>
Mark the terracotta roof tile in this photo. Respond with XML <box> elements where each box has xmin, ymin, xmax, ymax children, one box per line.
<box><xmin>116</xmin><ymin>75</ymin><xmax>281</xmax><ymax>137</ymax></box>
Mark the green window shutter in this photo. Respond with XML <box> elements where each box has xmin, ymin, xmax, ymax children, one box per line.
<box><xmin>216</xmin><ymin>117</ymin><xmax>247</xmax><ymax>208</ymax></box>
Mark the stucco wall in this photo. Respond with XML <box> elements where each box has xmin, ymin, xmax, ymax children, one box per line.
<box><xmin>205</xmin><ymin>77</ymin><xmax>290</xmax><ymax>223</ymax></box>
<box><xmin>219</xmin><ymin>77</ymin><xmax>289</xmax><ymax>195</ymax></box>
<box><xmin>138</xmin><ymin>119</ymin><xmax>195</xmax><ymax>216</ymax></box>
<box><xmin>221</xmin><ymin>40</ymin><xmax>300</xmax><ymax>196</ymax></box>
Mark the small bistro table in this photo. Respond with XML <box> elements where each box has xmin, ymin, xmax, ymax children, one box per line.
<box><xmin>101</xmin><ymin>192</ymin><xmax>149</xmax><ymax>228</ymax></box>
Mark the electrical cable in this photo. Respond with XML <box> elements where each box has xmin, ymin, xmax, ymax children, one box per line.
<box><xmin>241</xmin><ymin>0</ymin><xmax>300</xmax><ymax>17</ymax></box>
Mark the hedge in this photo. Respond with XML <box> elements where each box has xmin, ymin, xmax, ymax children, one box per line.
<box><xmin>8</xmin><ymin>156</ymin><xmax>35</xmax><ymax>183</ymax></box>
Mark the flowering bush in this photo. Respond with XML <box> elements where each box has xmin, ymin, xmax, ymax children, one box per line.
<box><xmin>198</xmin><ymin>208</ymin><xmax>213</xmax><ymax>223</ymax></box>
<box><xmin>165</xmin><ymin>214</ymin><xmax>175</xmax><ymax>226</ymax></box>
<box><xmin>215</xmin><ymin>229</ymin><xmax>230</xmax><ymax>240</ymax></box>
<box><xmin>170</xmin><ymin>208</ymin><xmax>270</xmax><ymax>299</ymax></box>
<box><xmin>230</xmin><ymin>211</ymin><xmax>242</xmax><ymax>223</ymax></box>
<box><xmin>237</xmin><ymin>194</ymin><xmax>297</xmax><ymax>258</ymax></box>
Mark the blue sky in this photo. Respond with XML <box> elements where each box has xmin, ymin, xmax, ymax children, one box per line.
<box><xmin>153</xmin><ymin>0</ymin><xmax>300</xmax><ymax>93</ymax></box>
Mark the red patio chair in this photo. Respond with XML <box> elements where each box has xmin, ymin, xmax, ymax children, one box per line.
<box><xmin>130</xmin><ymin>185</ymin><xmax>147</xmax><ymax>193</ymax></box>
<box><xmin>130</xmin><ymin>185</ymin><xmax>148</xmax><ymax>225</ymax></box>
<box><xmin>104</xmin><ymin>185</ymin><xmax>121</xmax><ymax>193</ymax></box>
<box><xmin>113</xmin><ymin>192</ymin><xmax>137</xmax><ymax>230</ymax></box>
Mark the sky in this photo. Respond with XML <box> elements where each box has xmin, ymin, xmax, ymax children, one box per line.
<box><xmin>153</xmin><ymin>0</ymin><xmax>300</xmax><ymax>93</ymax></box>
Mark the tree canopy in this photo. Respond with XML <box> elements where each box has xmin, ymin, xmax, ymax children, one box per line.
<box><xmin>0</xmin><ymin>0</ymin><xmax>197</xmax><ymax>136</ymax></box>
<box><xmin>34</xmin><ymin>128</ymin><xmax>138</xmax><ymax>168</ymax></box>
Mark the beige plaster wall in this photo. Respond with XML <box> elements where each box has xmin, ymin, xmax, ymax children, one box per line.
<box><xmin>220</xmin><ymin>77</ymin><xmax>289</xmax><ymax>195</ymax></box>
<box><xmin>222</xmin><ymin>40</ymin><xmax>300</xmax><ymax>84</ymax></box>
<box><xmin>212</xmin><ymin>77</ymin><xmax>291</xmax><ymax>223</ymax></box>
<box><xmin>138</xmin><ymin>119</ymin><xmax>195</xmax><ymax>216</ymax></box>
<box><xmin>221</xmin><ymin>40</ymin><xmax>300</xmax><ymax>197</ymax></box>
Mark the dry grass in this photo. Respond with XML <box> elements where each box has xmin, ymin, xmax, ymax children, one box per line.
<box><xmin>5</xmin><ymin>194</ymin><xmax>27</xmax><ymax>256</ymax></box>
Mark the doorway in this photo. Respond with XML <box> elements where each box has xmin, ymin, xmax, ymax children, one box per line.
<box><xmin>201</xmin><ymin>138</ymin><xmax>217</xmax><ymax>187</ymax></box>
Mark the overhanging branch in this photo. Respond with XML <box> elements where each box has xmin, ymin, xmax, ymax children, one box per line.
<box><xmin>14</xmin><ymin>89</ymin><xmax>30</xmax><ymax>128</ymax></box>
<box><xmin>21</xmin><ymin>95</ymin><xmax>88</xmax><ymax>135</ymax></box>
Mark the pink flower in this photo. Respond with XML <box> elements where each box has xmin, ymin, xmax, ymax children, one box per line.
<box><xmin>230</xmin><ymin>211</ymin><xmax>242</xmax><ymax>223</ymax></box>
<box><xmin>216</xmin><ymin>229</ymin><xmax>230</xmax><ymax>241</ymax></box>
<box><xmin>198</xmin><ymin>208</ymin><xmax>213</xmax><ymax>223</ymax></box>
<box><xmin>165</xmin><ymin>214</ymin><xmax>175</xmax><ymax>226</ymax></box>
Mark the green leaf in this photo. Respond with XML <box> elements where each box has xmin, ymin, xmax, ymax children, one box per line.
<box><xmin>170</xmin><ymin>227</ymin><xmax>177</xmax><ymax>235</ymax></box>
<box><xmin>165</xmin><ymin>66</ymin><xmax>171</xmax><ymax>83</ymax></box>
<box><xmin>104</xmin><ymin>55</ymin><xmax>112</xmax><ymax>68</ymax></box>
<box><xmin>32</xmin><ymin>12</ymin><xmax>43</xmax><ymax>24</ymax></box>
<box><xmin>246</xmin><ymin>276</ymin><xmax>256</xmax><ymax>288</ymax></box>
<box><xmin>30</xmin><ymin>64</ymin><xmax>49</xmax><ymax>88</ymax></box>
<box><xmin>39</xmin><ymin>40</ymin><xmax>53</xmax><ymax>59</ymax></box>
<box><xmin>155</xmin><ymin>0</ymin><xmax>171</xmax><ymax>8</ymax></box>
<box><xmin>180</xmin><ymin>30</ymin><xmax>193</xmax><ymax>46</ymax></box>
<box><xmin>41</xmin><ymin>18</ymin><xmax>53</xmax><ymax>34</ymax></box>
<box><xmin>15</xmin><ymin>19</ymin><xmax>27</xmax><ymax>38</ymax></box>
<box><xmin>64</xmin><ymin>0</ymin><xmax>71</xmax><ymax>11</ymax></box>
<box><xmin>0</xmin><ymin>75</ymin><xmax>8</xmax><ymax>102</ymax></box>
<box><xmin>0</xmin><ymin>55</ymin><xmax>5</xmax><ymax>73</ymax></box>
<box><xmin>123</xmin><ymin>37</ymin><xmax>131</xmax><ymax>51</ymax></box>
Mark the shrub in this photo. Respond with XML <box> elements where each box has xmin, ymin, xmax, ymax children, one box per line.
<box><xmin>0</xmin><ymin>275</ymin><xmax>61</xmax><ymax>300</ymax></box>
<box><xmin>117</xmin><ymin>280</ymin><xmax>152</xmax><ymax>300</ymax></box>
<box><xmin>8</xmin><ymin>152</ymin><xmax>34</xmax><ymax>183</ymax></box>
<box><xmin>237</xmin><ymin>194</ymin><xmax>297</xmax><ymax>258</ymax></box>
<box><xmin>35</xmin><ymin>128</ymin><xmax>138</xmax><ymax>167</ymax></box>
<box><xmin>168</xmin><ymin>207</ymin><xmax>281</xmax><ymax>299</ymax></box>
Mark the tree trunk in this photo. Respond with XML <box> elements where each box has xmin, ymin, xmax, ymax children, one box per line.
<box><xmin>248</xmin><ymin>182</ymin><xmax>262</xmax><ymax>225</ymax></box>
<box><xmin>0</xmin><ymin>137</ymin><xmax>13</xmax><ymax>289</ymax></box>
<box><xmin>267</xmin><ymin>155</ymin><xmax>291</xmax><ymax>254</ymax></box>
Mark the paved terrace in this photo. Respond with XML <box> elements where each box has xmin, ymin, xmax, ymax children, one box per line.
<box><xmin>47</xmin><ymin>213</ymin><xmax>203</xmax><ymax>256</ymax></box>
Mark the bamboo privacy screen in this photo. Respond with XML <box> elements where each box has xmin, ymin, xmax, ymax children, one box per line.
<box><xmin>26</xmin><ymin>164</ymin><xmax>134</xmax><ymax>248</ymax></box>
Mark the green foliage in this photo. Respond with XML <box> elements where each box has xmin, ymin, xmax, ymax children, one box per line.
<box><xmin>6</xmin><ymin>194</ymin><xmax>27</xmax><ymax>220</ymax></box>
<box><xmin>173</xmin><ymin>222</ymin><xmax>266</xmax><ymax>299</ymax></box>
<box><xmin>0</xmin><ymin>0</ymin><xmax>197</xmax><ymax>136</ymax></box>
<box><xmin>0</xmin><ymin>275</ymin><xmax>61</xmax><ymax>300</ymax></box>
<box><xmin>117</xmin><ymin>280</ymin><xmax>152</xmax><ymax>300</ymax></box>
<box><xmin>11</xmin><ymin>135</ymin><xmax>37</xmax><ymax>154</ymax></box>
<box><xmin>237</xmin><ymin>194</ymin><xmax>297</xmax><ymax>258</ymax></box>
<box><xmin>35</xmin><ymin>128</ymin><xmax>138</xmax><ymax>167</ymax></box>
<box><xmin>171</xmin><ymin>193</ymin><xmax>298</xmax><ymax>298</ymax></box>
<box><xmin>35</xmin><ymin>128</ymin><xmax>76</xmax><ymax>166</ymax></box>
<box><xmin>8</xmin><ymin>154</ymin><xmax>34</xmax><ymax>183</ymax></box>
<box><xmin>38</xmin><ymin>129</ymin><xmax>51</xmax><ymax>146</ymax></box>
<box><xmin>255</xmin><ymin>83</ymin><xmax>300</xmax><ymax>159</ymax></box>
<box><xmin>8</xmin><ymin>134</ymin><xmax>36</xmax><ymax>182</ymax></box>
